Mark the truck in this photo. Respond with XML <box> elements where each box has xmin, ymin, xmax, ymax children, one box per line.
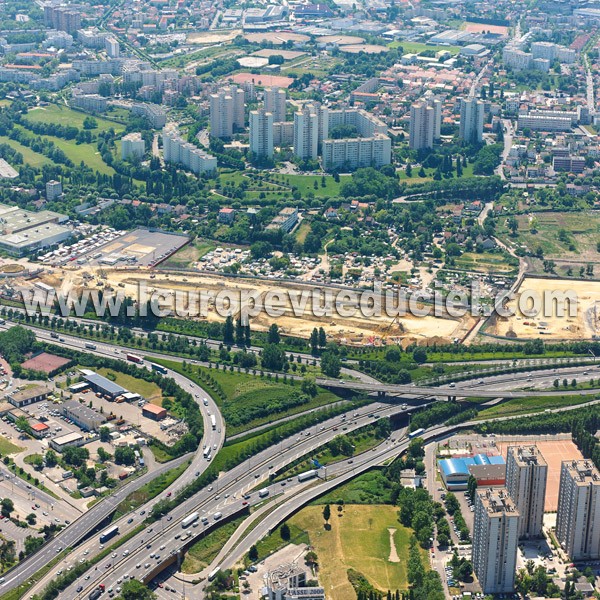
<box><xmin>126</xmin><ymin>353</ymin><xmax>143</xmax><ymax>364</ymax></box>
<box><xmin>203</xmin><ymin>447</ymin><xmax>211</xmax><ymax>460</ymax></box>
<box><xmin>84</xmin><ymin>343</ymin><xmax>97</xmax><ymax>350</ymax></box>
<box><xmin>297</xmin><ymin>469</ymin><xmax>318</xmax><ymax>483</ymax></box>
<box><xmin>99</xmin><ymin>525</ymin><xmax>119</xmax><ymax>544</ymax></box>
<box><xmin>182</xmin><ymin>512</ymin><xmax>199</xmax><ymax>528</ymax></box>
<box><xmin>89</xmin><ymin>590</ymin><xmax>102</xmax><ymax>600</ymax></box>
<box><xmin>208</xmin><ymin>568</ymin><xmax>220</xmax><ymax>582</ymax></box>
<box><xmin>408</xmin><ymin>428</ymin><xmax>425</xmax><ymax>439</ymax></box>
<box><xmin>210</xmin><ymin>415</ymin><xmax>217</xmax><ymax>430</ymax></box>
<box><xmin>151</xmin><ymin>362</ymin><xmax>167</xmax><ymax>375</ymax></box>
<box><xmin>50</xmin><ymin>332</ymin><xmax>59</xmax><ymax>339</ymax></box>
<box><xmin>258</xmin><ymin>489</ymin><xmax>270</xmax><ymax>499</ymax></box>
<box><xmin>118</xmin><ymin>472</ymin><xmax>129</xmax><ymax>480</ymax></box>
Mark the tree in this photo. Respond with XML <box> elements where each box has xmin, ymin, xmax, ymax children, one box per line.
<box><xmin>309</xmin><ymin>328</ymin><xmax>319</xmax><ymax>355</ymax></box>
<box><xmin>223</xmin><ymin>316</ymin><xmax>235</xmax><ymax>345</ymax></box>
<box><xmin>261</xmin><ymin>344</ymin><xmax>286</xmax><ymax>371</ymax></box>
<box><xmin>45</xmin><ymin>449</ymin><xmax>58</xmax><ymax>467</ymax></box>
<box><xmin>305</xmin><ymin>551</ymin><xmax>318</xmax><ymax>568</ymax></box>
<box><xmin>30</xmin><ymin>454</ymin><xmax>44</xmax><ymax>470</ymax></box>
<box><xmin>1</xmin><ymin>498</ymin><xmax>14</xmax><ymax>518</ymax></box>
<box><xmin>62</xmin><ymin>446</ymin><xmax>89</xmax><ymax>467</ymax></box>
<box><xmin>412</xmin><ymin>348</ymin><xmax>427</xmax><ymax>364</ymax></box>
<box><xmin>97</xmin><ymin>447</ymin><xmax>111</xmax><ymax>463</ymax></box>
<box><xmin>120</xmin><ymin>579</ymin><xmax>156</xmax><ymax>600</ymax></box>
<box><xmin>323</xmin><ymin>504</ymin><xmax>331</xmax><ymax>526</ymax></box>
<box><xmin>99</xmin><ymin>427</ymin><xmax>110</xmax><ymax>443</ymax></box>
<box><xmin>320</xmin><ymin>352</ymin><xmax>341</xmax><ymax>377</ymax></box>
<box><xmin>267</xmin><ymin>324</ymin><xmax>280</xmax><ymax>345</ymax></box>
<box><xmin>280</xmin><ymin>523</ymin><xmax>291</xmax><ymax>541</ymax></box>
<box><xmin>114</xmin><ymin>446</ymin><xmax>136</xmax><ymax>466</ymax></box>
<box><xmin>301</xmin><ymin>376</ymin><xmax>318</xmax><ymax>397</ymax></box>
<box><xmin>24</xmin><ymin>535</ymin><xmax>44</xmax><ymax>557</ymax></box>
<box><xmin>248</xmin><ymin>545</ymin><xmax>259</xmax><ymax>562</ymax></box>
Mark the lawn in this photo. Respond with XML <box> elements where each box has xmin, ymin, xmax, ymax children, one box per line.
<box><xmin>475</xmin><ymin>394</ymin><xmax>592</xmax><ymax>420</ymax></box>
<box><xmin>182</xmin><ymin>514</ymin><xmax>247</xmax><ymax>573</ymax></box>
<box><xmin>14</xmin><ymin>124</ymin><xmax>115</xmax><ymax>175</ymax></box>
<box><xmin>295</xmin><ymin>221</ymin><xmax>311</xmax><ymax>244</ymax></box>
<box><xmin>190</xmin><ymin>365</ymin><xmax>342</xmax><ymax>435</ymax></box>
<box><xmin>247</xmin><ymin>521</ymin><xmax>309</xmax><ymax>564</ymax></box>
<box><xmin>496</xmin><ymin>211</ymin><xmax>600</xmax><ymax>261</ymax></box>
<box><xmin>96</xmin><ymin>368</ymin><xmax>163</xmax><ymax>404</ymax></box>
<box><xmin>160</xmin><ymin>240</ymin><xmax>215</xmax><ymax>268</ymax></box>
<box><xmin>282</xmin><ymin>173</ymin><xmax>349</xmax><ymax>197</ymax></box>
<box><xmin>388</xmin><ymin>40</ymin><xmax>462</xmax><ymax>55</ymax></box>
<box><xmin>0</xmin><ymin>135</ymin><xmax>51</xmax><ymax>168</ymax></box>
<box><xmin>289</xmin><ymin>504</ymin><xmax>416</xmax><ymax>599</ymax></box>
<box><xmin>26</xmin><ymin>104</ymin><xmax>125</xmax><ymax>133</ymax></box>
<box><xmin>113</xmin><ymin>460</ymin><xmax>189</xmax><ymax>519</ymax></box>
<box><xmin>0</xmin><ymin>438</ymin><xmax>23</xmax><ymax>455</ymax></box>
<box><xmin>454</xmin><ymin>252</ymin><xmax>519</xmax><ymax>274</ymax></box>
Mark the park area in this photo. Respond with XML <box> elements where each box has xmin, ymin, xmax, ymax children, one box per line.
<box><xmin>289</xmin><ymin>504</ymin><xmax>415</xmax><ymax>600</ymax></box>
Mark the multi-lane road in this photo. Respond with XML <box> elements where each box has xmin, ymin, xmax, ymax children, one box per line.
<box><xmin>1</xmin><ymin>319</ymin><xmax>600</xmax><ymax>598</ymax></box>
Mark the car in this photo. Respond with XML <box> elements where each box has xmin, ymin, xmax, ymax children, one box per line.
<box><xmin>84</xmin><ymin>549</ymin><xmax>89</xmax><ymax>555</ymax></box>
<box><xmin>347</xmin><ymin>459</ymin><xmax>354</xmax><ymax>464</ymax></box>
<box><xmin>140</xmin><ymin>510</ymin><xmax>146</xmax><ymax>515</ymax></box>
<box><xmin>195</xmin><ymin>471</ymin><xmax>200</xmax><ymax>477</ymax></box>
<box><xmin>242</xmin><ymin>501</ymin><xmax>248</xmax><ymax>506</ymax></box>
<box><xmin>167</xmin><ymin>515</ymin><xmax>172</xmax><ymax>521</ymax></box>
<box><xmin>112</xmin><ymin>553</ymin><xmax>117</xmax><ymax>558</ymax></box>
<box><xmin>76</xmin><ymin>586</ymin><xmax>83</xmax><ymax>592</ymax></box>
<box><xmin>166</xmin><ymin>492</ymin><xmax>171</xmax><ymax>497</ymax></box>
<box><xmin>85</xmin><ymin>574</ymin><xmax>91</xmax><ymax>580</ymax></box>
<box><xmin>105</xmin><ymin>563</ymin><xmax>111</xmax><ymax>569</ymax></box>
<box><xmin>160</xmin><ymin>545</ymin><xmax>166</xmax><ymax>550</ymax></box>
<box><xmin>127</xmin><ymin>518</ymin><xmax>134</xmax><ymax>524</ymax></box>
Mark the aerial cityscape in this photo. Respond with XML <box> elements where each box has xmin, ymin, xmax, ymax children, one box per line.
<box><xmin>0</xmin><ymin>0</ymin><xmax>600</xmax><ymax>599</ymax></box>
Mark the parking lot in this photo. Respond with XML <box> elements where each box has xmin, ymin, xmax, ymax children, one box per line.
<box><xmin>85</xmin><ymin>228</ymin><xmax>189</xmax><ymax>268</ymax></box>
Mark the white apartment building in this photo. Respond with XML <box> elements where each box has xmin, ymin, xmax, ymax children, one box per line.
<box><xmin>505</xmin><ymin>446</ymin><xmax>548</xmax><ymax>539</ymax></box>
<box><xmin>459</xmin><ymin>98</ymin><xmax>485</xmax><ymax>143</ymax></box>
<box><xmin>517</xmin><ymin>113</ymin><xmax>573</xmax><ymax>131</ymax></box>
<box><xmin>556</xmin><ymin>460</ymin><xmax>600</xmax><ymax>561</ymax></box>
<box><xmin>409</xmin><ymin>102</ymin><xmax>435</xmax><ymax>150</ymax></box>
<box><xmin>472</xmin><ymin>488</ymin><xmax>519</xmax><ymax>595</ymax></box>
<box><xmin>210</xmin><ymin>85</ymin><xmax>245</xmax><ymax>139</ymax></box>
<box><xmin>249</xmin><ymin>108</ymin><xmax>274</xmax><ymax>159</ymax></box>
<box><xmin>321</xmin><ymin>135</ymin><xmax>391</xmax><ymax>171</ymax></box>
<box><xmin>121</xmin><ymin>132</ymin><xmax>146</xmax><ymax>160</ymax></box>
<box><xmin>162</xmin><ymin>124</ymin><xmax>217</xmax><ymax>175</ymax></box>
<box><xmin>293</xmin><ymin>105</ymin><xmax>319</xmax><ymax>159</ymax></box>
<box><xmin>264</xmin><ymin>86</ymin><xmax>287</xmax><ymax>123</ymax></box>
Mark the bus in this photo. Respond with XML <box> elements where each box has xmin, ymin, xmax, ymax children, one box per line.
<box><xmin>408</xmin><ymin>428</ymin><xmax>425</xmax><ymax>439</ymax></box>
<box><xmin>208</xmin><ymin>568</ymin><xmax>220</xmax><ymax>582</ymax></box>
<box><xmin>99</xmin><ymin>525</ymin><xmax>119</xmax><ymax>544</ymax></box>
<box><xmin>151</xmin><ymin>363</ymin><xmax>167</xmax><ymax>375</ymax></box>
<box><xmin>203</xmin><ymin>447</ymin><xmax>211</xmax><ymax>460</ymax></box>
<box><xmin>84</xmin><ymin>343</ymin><xmax>97</xmax><ymax>350</ymax></box>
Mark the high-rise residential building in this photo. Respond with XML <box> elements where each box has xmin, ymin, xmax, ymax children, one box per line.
<box><xmin>293</xmin><ymin>105</ymin><xmax>319</xmax><ymax>160</ymax></box>
<box><xmin>44</xmin><ymin>6</ymin><xmax>81</xmax><ymax>33</ymax></box>
<box><xmin>45</xmin><ymin>180</ymin><xmax>63</xmax><ymax>201</ymax></box>
<box><xmin>409</xmin><ymin>102</ymin><xmax>435</xmax><ymax>150</ymax></box>
<box><xmin>121</xmin><ymin>132</ymin><xmax>146</xmax><ymax>160</ymax></box>
<box><xmin>249</xmin><ymin>108</ymin><xmax>274</xmax><ymax>159</ymax></box>
<box><xmin>472</xmin><ymin>488</ymin><xmax>519</xmax><ymax>595</ymax></box>
<box><xmin>321</xmin><ymin>135</ymin><xmax>391</xmax><ymax>171</ymax></box>
<box><xmin>209</xmin><ymin>86</ymin><xmax>245</xmax><ymax>139</ymax></box>
<box><xmin>104</xmin><ymin>37</ymin><xmax>120</xmax><ymax>58</ymax></box>
<box><xmin>459</xmin><ymin>98</ymin><xmax>485</xmax><ymax>143</ymax></box>
<box><xmin>505</xmin><ymin>446</ymin><xmax>547</xmax><ymax>539</ymax></box>
<box><xmin>162</xmin><ymin>124</ymin><xmax>217</xmax><ymax>175</ymax></box>
<box><xmin>556</xmin><ymin>460</ymin><xmax>600</xmax><ymax>560</ymax></box>
<box><xmin>263</xmin><ymin>87</ymin><xmax>287</xmax><ymax>123</ymax></box>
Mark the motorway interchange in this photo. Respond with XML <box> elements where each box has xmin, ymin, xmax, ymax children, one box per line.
<box><xmin>1</xmin><ymin>322</ymin><xmax>600</xmax><ymax>599</ymax></box>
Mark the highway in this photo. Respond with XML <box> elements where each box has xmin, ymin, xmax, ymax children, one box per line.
<box><xmin>59</xmin><ymin>401</ymin><xmax>413</xmax><ymax>599</ymax></box>
<box><xmin>0</xmin><ymin>325</ymin><xmax>226</xmax><ymax>595</ymax></box>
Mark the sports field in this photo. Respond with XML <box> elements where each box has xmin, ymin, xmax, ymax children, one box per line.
<box><xmin>289</xmin><ymin>504</ymin><xmax>414</xmax><ymax>600</ymax></box>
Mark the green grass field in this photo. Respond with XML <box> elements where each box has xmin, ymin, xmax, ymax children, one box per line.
<box><xmin>497</xmin><ymin>211</ymin><xmax>600</xmax><ymax>261</ymax></box>
<box><xmin>290</xmin><ymin>504</ymin><xmax>416</xmax><ymax>599</ymax></box>
<box><xmin>13</xmin><ymin>124</ymin><xmax>115</xmax><ymax>175</ymax></box>
<box><xmin>192</xmin><ymin>366</ymin><xmax>341</xmax><ymax>435</ymax></box>
<box><xmin>160</xmin><ymin>240</ymin><xmax>215</xmax><ymax>268</ymax></box>
<box><xmin>0</xmin><ymin>438</ymin><xmax>23</xmax><ymax>455</ymax></box>
<box><xmin>0</xmin><ymin>136</ymin><xmax>51</xmax><ymax>168</ymax></box>
<box><xmin>475</xmin><ymin>394</ymin><xmax>593</xmax><ymax>420</ymax></box>
<box><xmin>182</xmin><ymin>514</ymin><xmax>247</xmax><ymax>573</ymax></box>
<box><xmin>96</xmin><ymin>368</ymin><xmax>163</xmax><ymax>404</ymax></box>
<box><xmin>26</xmin><ymin>104</ymin><xmax>125</xmax><ymax>133</ymax></box>
<box><xmin>454</xmin><ymin>252</ymin><xmax>518</xmax><ymax>274</ymax></box>
<box><xmin>388</xmin><ymin>40</ymin><xmax>462</xmax><ymax>55</ymax></box>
